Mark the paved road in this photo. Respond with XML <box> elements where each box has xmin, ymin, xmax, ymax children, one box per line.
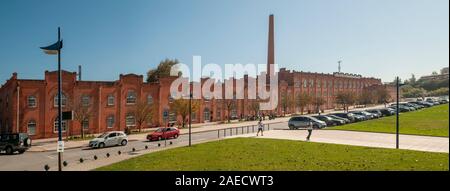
<box><xmin>0</xmin><ymin>122</ymin><xmax>287</xmax><ymax>171</ymax></box>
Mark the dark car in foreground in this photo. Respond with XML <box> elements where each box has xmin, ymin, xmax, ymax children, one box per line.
<box><xmin>0</xmin><ymin>133</ymin><xmax>32</xmax><ymax>154</ymax></box>
<box><xmin>288</xmin><ymin>116</ymin><xmax>327</xmax><ymax>129</ymax></box>
<box><xmin>378</xmin><ymin>108</ymin><xmax>395</xmax><ymax>116</ymax></box>
<box><xmin>311</xmin><ymin>115</ymin><xmax>345</xmax><ymax>126</ymax></box>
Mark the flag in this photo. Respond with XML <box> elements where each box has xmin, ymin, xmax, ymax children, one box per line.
<box><xmin>40</xmin><ymin>40</ymin><xmax>63</xmax><ymax>55</ymax></box>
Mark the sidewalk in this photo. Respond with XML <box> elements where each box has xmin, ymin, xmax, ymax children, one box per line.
<box><xmin>233</xmin><ymin>130</ymin><xmax>449</xmax><ymax>153</ymax></box>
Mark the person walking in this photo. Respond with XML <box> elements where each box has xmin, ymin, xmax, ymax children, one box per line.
<box><xmin>256</xmin><ymin>119</ymin><xmax>264</xmax><ymax>136</ymax></box>
<box><xmin>306</xmin><ymin>121</ymin><xmax>313</xmax><ymax>141</ymax></box>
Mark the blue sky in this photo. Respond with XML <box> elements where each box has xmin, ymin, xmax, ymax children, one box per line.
<box><xmin>0</xmin><ymin>0</ymin><xmax>448</xmax><ymax>84</ymax></box>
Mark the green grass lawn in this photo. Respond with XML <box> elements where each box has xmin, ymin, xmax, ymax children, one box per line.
<box><xmin>96</xmin><ymin>138</ymin><xmax>448</xmax><ymax>171</ymax></box>
<box><xmin>329</xmin><ymin>104</ymin><xmax>449</xmax><ymax>137</ymax></box>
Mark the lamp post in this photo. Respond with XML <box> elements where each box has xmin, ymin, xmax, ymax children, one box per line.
<box><xmin>395</xmin><ymin>76</ymin><xmax>405</xmax><ymax>149</ymax></box>
<box><xmin>40</xmin><ymin>27</ymin><xmax>64</xmax><ymax>171</ymax></box>
<box><xmin>189</xmin><ymin>90</ymin><xmax>192</xmax><ymax>147</ymax></box>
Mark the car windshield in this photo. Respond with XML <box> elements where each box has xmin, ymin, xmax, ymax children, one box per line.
<box><xmin>155</xmin><ymin>128</ymin><xmax>163</xmax><ymax>133</ymax></box>
<box><xmin>98</xmin><ymin>133</ymin><xmax>109</xmax><ymax>138</ymax></box>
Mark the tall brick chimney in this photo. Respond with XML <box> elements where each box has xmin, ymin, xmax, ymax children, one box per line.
<box><xmin>267</xmin><ymin>14</ymin><xmax>275</xmax><ymax>81</ymax></box>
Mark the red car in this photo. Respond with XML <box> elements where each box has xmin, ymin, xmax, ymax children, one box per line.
<box><xmin>147</xmin><ymin>127</ymin><xmax>180</xmax><ymax>141</ymax></box>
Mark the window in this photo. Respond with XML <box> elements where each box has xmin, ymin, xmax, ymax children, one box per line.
<box><xmin>82</xmin><ymin>119</ymin><xmax>89</xmax><ymax>130</ymax></box>
<box><xmin>54</xmin><ymin>94</ymin><xmax>67</xmax><ymax>107</ymax></box>
<box><xmin>203</xmin><ymin>108</ymin><xmax>211</xmax><ymax>122</ymax></box>
<box><xmin>309</xmin><ymin>80</ymin><xmax>314</xmax><ymax>88</ymax></box>
<box><xmin>168</xmin><ymin>95</ymin><xmax>174</xmax><ymax>103</ymax></box>
<box><xmin>169</xmin><ymin>112</ymin><xmax>176</xmax><ymax>122</ymax></box>
<box><xmin>191</xmin><ymin>112</ymin><xmax>197</xmax><ymax>122</ymax></box>
<box><xmin>107</xmin><ymin>115</ymin><xmax>114</xmax><ymax>128</ymax></box>
<box><xmin>303</xmin><ymin>80</ymin><xmax>307</xmax><ymax>88</ymax></box>
<box><xmin>27</xmin><ymin>120</ymin><xmax>36</xmax><ymax>135</ymax></box>
<box><xmin>81</xmin><ymin>95</ymin><xmax>90</xmax><ymax>106</ymax></box>
<box><xmin>317</xmin><ymin>80</ymin><xmax>321</xmax><ymax>88</ymax></box>
<box><xmin>126</xmin><ymin>91</ymin><xmax>137</xmax><ymax>105</ymax></box>
<box><xmin>53</xmin><ymin>118</ymin><xmax>67</xmax><ymax>132</ymax></box>
<box><xmin>107</xmin><ymin>95</ymin><xmax>115</xmax><ymax>106</ymax></box>
<box><xmin>28</xmin><ymin>96</ymin><xmax>37</xmax><ymax>108</ymax></box>
<box><xmin>147</xmin><ymin>95</ymin><xmax>153</xmax><ymax>105</ymax></box>
<box><xmin>126</xmin><ymin>114</ymin><xmax>135</xmax><ymax>127</ymax></box>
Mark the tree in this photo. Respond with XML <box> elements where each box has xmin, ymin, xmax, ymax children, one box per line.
<box><xmin>335</xmin><ymin>91</ymin><xmax>355</xmax><ymax>112</ymax></box>
<box><xmin>375</xmin><ymin>87</ymin><xmax>391</xmax><ymax>106</ymax></box>
<box><xmin>224</xmin><ymin>99</ymin><xmax>236</xmax><ymax>122</ymax></box>
<box><xmin>311</xmin><ymin>96</ymin><xmax>326</xmax><ymax>113</ymax></box>
<box><xmin>72</xmin><ymin>98</ymin><xmax>93</xmax><ymax>139</ymax></box>
<box><xmin>247</xmin><ymin>100</ymin><xmax>260</xmax><ymax>117</ymax></box>
<box><xmin>409</xmin><ymin>74</ymin><xmax>417</xmax><ymax>86</ymax></box>
<box><xmin>296</xmin><ymin>93</ymin><xmax>311</xmax><ymax>114</ymax></box>
<box><xmin>427</xmin><ymin>87</ymin><xmax>449</xmax><ymax>97</ymax></box>
<box><xmin>132</xmin><ymin>100</ymin><xmax>155</xmax><ymax>132</ymax></box>
<box><xmin>146</xmin><ymin>59</ymin><xmax>181</xmax><ymax>83</ymax></box>
<box><xmin>401</xmin><ymin>85</ymin><xmax>426</xmax><ymax>98</ymax></box>
<box><xmin>358</xmin><ymin>89</ymin><xmax>374</xmax><ymax>107</ymax></box>
<box><xmin>169</xmin><ymin>98</ymin><xmax>199</xmax><ymax>128</ymax></box>
<box><xmin>432</xmin><ymin>71</ymin><xmax>438</xmax><ymax>75</ymax></box>
<box><xmin>280</xmin><ymin>92</ymin><xmax>293</xmax><ymax>116</ymax></box>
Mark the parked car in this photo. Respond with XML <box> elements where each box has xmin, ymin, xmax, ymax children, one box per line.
<box><xmin>350</xmin><ymin>111</ymin><xmax>375</xmax><ymax>120</ymax></box>
<box><xmin>365</xmin><ymin>109</ymin><xmax>383</xmax><ymax>118</ymax></box>
<box><xmin>332</xmin><ymin>113</ymin><xmax>357</xmax><ymax>122</ymax></box>
<box><xmin>388</xmin><ymin>105</ymin><xmax>411</xmax><ymax>112</ymax></box>
<box><xmin>378</xmin><ymin>108</ymin><xmax>395</xmax><ymax>116</ymax></box>
<box><xmin>409</xmin><ymin>101</ymin><xmax>431</xmax><ymax>108</ymax></box>
<box><xmin>0</xmin><ymin>133</ymin><xmax>32</xmax><ymax>154</ymax></box>
<box><xmin>327</xmin><ymin>114</ymin><xmax>350</xmax><ymax>124</ymax></box>
<box><xmin>288</xmin><ymin>116</ymin><xmax>327</xmax><ymax>130</ymax></box>
<box><xmin>312</xmin><ymin>115</ymin><xmax>345</xmax><ymax>126</ymax></box>
<box><xmin>404</xmin><ymin>103</ymin><xmax>423</xmax><ymax>110</ymax></box>
<box><xmin>89</xmin><ymin>131</ymin><xmax>128</xmax><ymax>149</ymax></box>
<box><xmin>147</xmin><ymin>127</ymin><xmax>180</xmax><ymax>141</ymax></box>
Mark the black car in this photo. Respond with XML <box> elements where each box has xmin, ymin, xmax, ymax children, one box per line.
<box><xmin>409</xmin><ymin>101</ymin><xmax>431</xmax><ymax>108</ymax></box>
<box><xmin>327</xmin><ymin>114</ymin><xmax>350</xmax><ymax>124</ymax></box>
<box><xmin>312</xmin><ymin>115</ymin><xmax>345</xmax><ymax>126</ymax></box>
<box><xmin>0</xmin><ymin>133</ymin><xmax>32</xmax><ymax>154</ymax></box>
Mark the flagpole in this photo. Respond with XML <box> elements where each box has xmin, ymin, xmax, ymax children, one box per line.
<box><xmin>57</xmin><ymin>27</ymin><xmax>63</xmax><ymax>171</ymax></box>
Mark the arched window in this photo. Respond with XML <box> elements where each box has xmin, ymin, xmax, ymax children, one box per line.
<box><xmin>107</xmin><ymin>95</ymin><xmax>115</xmax><ymax>106</ymax></box>
<box><xmin>28</xmin><ymin>96</ymin><xmax>37</xmax><ymax>108</ymax></box>
<box><xmin>203</xmin><ymin>108</ymin><xmax>211</xmax><ymax>122</ymax></box>
<box><xmin>54</xmin><ymin>93</ymin><xmax>67</xmax><ymax>107</ymax></box>
<box><xmin>53</xmin><ymin>118</ymin><xmax>67</xmax><ymax>132</ymax></box>
<box><xmin>126</xmin><ymin>91</ymin><xmax>137</xmax><ymax>104</ymax></box>
<box><xmin>125</xmin><ymin>114</ymin><xmax>135</xmax><ymax>127</ymax></box>
<box><xmin>106</xmin><ymin>115</ymin><xmax>115</xmax><ymax>128</ymax></box>
<box><xmin>82</xmin><ymin>119</ymin><xmax>89</xmax><ymax>130</ymax></box>
<box><xmin>27</xmin><ymin>120</ymin><xmax>36</xmax><ymax>135</ymax></box>
<box><xmin>147</xmin><ymin>95</ymin><xmax>153</xmax><ymax>105</ymax></box>
<box><xmin>81</xmin><ymin>95</ymin><xmax>91</xmax><ymax>106</ymax></box>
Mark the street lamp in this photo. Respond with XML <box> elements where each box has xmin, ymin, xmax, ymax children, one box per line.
<box><xmin>40</xmin><ymin>27</ymin><xmax>64</xmax><ymax>171</ymax></box>
<box><xmin>188</xmin><ymin>90</ymin><xmax>192</xmax><ymax>147</ymax></box>
<box><xmin>395</xmin><ymin>76</ymin><xmax>406</xmax><ymax>149</ymax></box>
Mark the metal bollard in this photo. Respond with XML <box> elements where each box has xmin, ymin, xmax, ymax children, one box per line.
<box><xmin>224</xmin><ymin>129</ymin><xmax>226</xmax><ymax>137</ymax></box>
<box><xmin>94</xmin><ymin>155</ymin><xmax>98</xmax><ymax>160</ymax></box>
<box><xmin>132</xmin><ymin>148</ymin><xmax>136</xmax><ymax>152</ymax></box>
<box><xmin>79</xmin><ymin>158</ymin><xmax>84</xmax><ymax>163</ymax></box>
<box><xmin>63</xmin><ymin>161</ymin><xmax>68</xmax><ymax>167</ymax></box>
<box><xmin>44</xmin><ymin>164</ymin><xmax>50</xmax><ymax>171</ymax></box>
<box><xmin>106</xmin><ymin>153</ymin><xmax>110</xmax><ymax>158</ymax></box>
<box><xmin>118</xmin><ymin>150</ymin><xmax>122</xmax><ymax>155</ymax></box>
<box><xmin>145</xmin><ymin>145</ymin><xmax>148</xmax><ymax>149</ymax></box>
<box><xmin>242</xmin><ymin>127</ymin><xmax>244</xmax><ymax>134</ymax></box>
<box><xmin>230</xmin><ymin>128</ymin><xmax>232</xmax><ymax>136</ymax></box>
<box><xmin>218</xmin><ymin>130</ymin><xmax>220</xmax><ymax>138</ymax></box>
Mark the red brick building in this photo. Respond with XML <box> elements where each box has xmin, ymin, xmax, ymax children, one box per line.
<box><xmin>0</xmin><ymin>14</ymin><xmax>394</xmax><ymax>139</ymax></box>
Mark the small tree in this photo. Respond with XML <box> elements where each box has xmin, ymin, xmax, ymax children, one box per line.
<box><xmin>312</xmin><ymin>96</ymin><xmax>326</xmax><ymax>113</ymax></box>
<box><xmin>169</xmin><ymin>98</ymin><xmax>199</xmax><ymax>128</ymax></box>
<box><xmin>248</xmin><ymin>100</ymin><xmax>260</xmax><ymax>117</ymax></box>
<box><xmin>224</xmin><ymin>99</ymin><xmax>236</xmax><ymax>122</ymax></box>
<box><xmin>296</xmin><ymin>93</ymin><xmax>311</xmax><ymax>114</ymax></box>
<box><xmin>72</xmin><ymin>100</ymin><xmax>93</xmax><ymax>139</ymax></box>
<box><xmin>335</xmin><ymin>91</ymin><xmax>355</xmax><ymax>112</ymax></box>
<box><xmin>375</xmin><ymin>87</ymin><xmax>391</xmax><ymax>107</ymax></box>
<box><xmin>133</xmin><ymin>100</ymin><xmax>155</xmax><ymax>132</ymax></box>
<box><xmin>358</xmin><ymin>89</ymin><xmax>374</xmax><ymax>107</ymax></box>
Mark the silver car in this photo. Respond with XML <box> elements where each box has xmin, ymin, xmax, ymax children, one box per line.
<box><xmin>288</xmin><ymin>116</ymin><xmax>327</xmax><ymax>129</ymax></box>
<box><xmin>89</xmin><ymin>131</ymin><xmax>128</xmax><ymax>149</ymax></box>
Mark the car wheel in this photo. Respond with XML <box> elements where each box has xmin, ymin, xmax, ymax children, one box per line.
<box><xmin>121</xmin><ymin>140</ymin><xmax>128</xmax><ymax>146</ymax></box>
<box><xmin>98</xmin><ymin>143</ymin><xmax>105</xmax><ymax>149</ymax></box>
<box><xmin>174</xmin><ymin>134</ymin><xmax>179</xmax><ymax>139</ymax></box>
<box><xmin>158</xmin><ymin>136</ymin><xmax>162</xmax><ymax>141</ymax></box>
<box><xmin>313</xmin><ymin>124</ymin><xmax>319</xmax><ymax>129</ymax></box>
<box><xmin>289</xmin><ymin>125</ymin><xmax>294</xmax><ymax>130</ymax></box>
<box><xmin>5</xmin><ymin>146</ymin><xmax>13</xmax><ymax>155</ymax></box>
